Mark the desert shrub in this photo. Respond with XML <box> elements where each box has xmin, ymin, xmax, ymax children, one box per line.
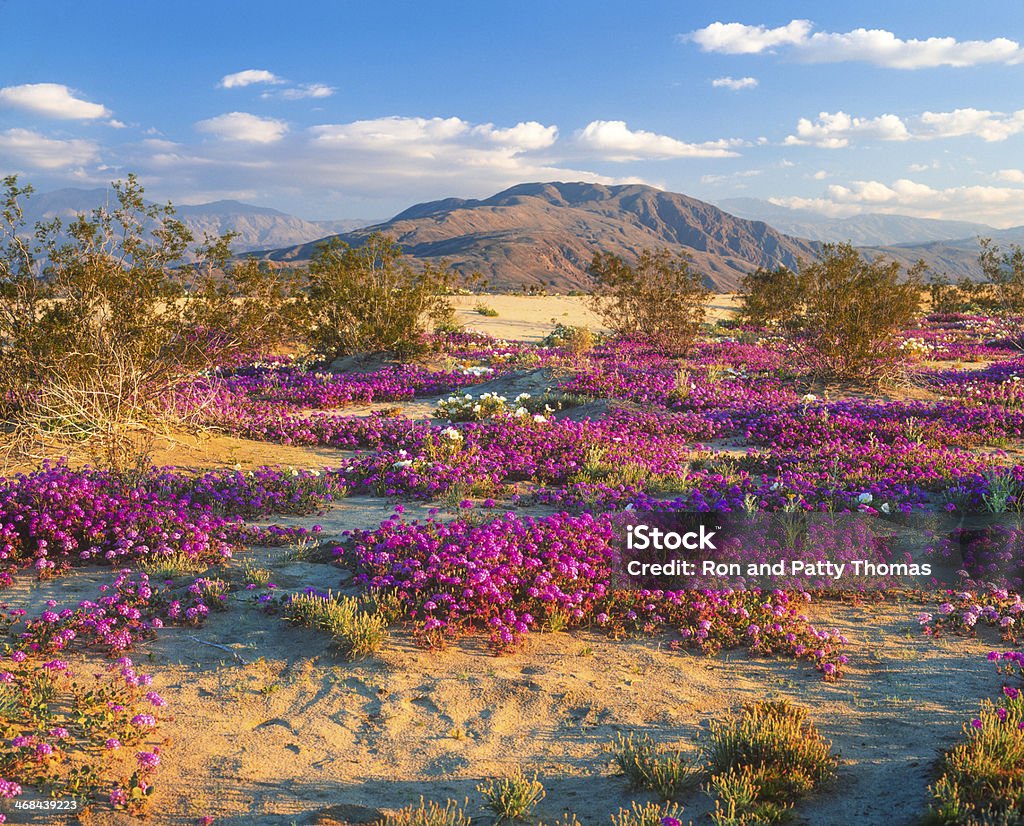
<box><xmin>927</xmin><ymin>693</ymin><xmax>1024</xmax><ymax>825</ymax></box>
<box><xmin>541</xmin><ymin>322</ymin><xmax>596</xmax><ymax>355</ymax></box>
<box><xmin>476</xmin><ymin>767</ymin><xmax>545</xmax><ymax>820</ymax></box>
<box><xmin>0</xmin><ymin>175</ymin><xmax>300</xmax><ymax>469</ymax></box>
<box><xmin>705</xmin><ymin>700</ymin><xmax>836</xmax><ymax>823</ymax></box>
<box><xmin>285</xmin><ymin>591</ymin><xmax>389</xmax><ymax>660</ymax></box>
<box><xmin>796</xmin><ymin>243</ymin><xmax>923</xmax><ymax>380</ymax></box>
<box><xmin>981</xmin><ymin>237</ymin><xmax>1024</xmax><ymax>314</ymax></box>
<box><xmin>609</xmin><ymin>801</ymin><xmax>688</xmax><ymax>826</ymax></box>
<box><xmin>475</xmin><ymin>302</ymin><xmax>499</xmax><ymax>317</ymax></box>
<box><xmin>737</xmin><ymin>266</ymin><xmax>803</xmax><ymax>328</ymax></box>
<box><xmin>587</xmin><ymin>248</ymin><xmax>709</xmax><ymax>355</ymax></box>
<box><xmin>305</xmin><ymin>232</ymin><xmax>456</xmax><ymax>359</ymax></box>
<box><xmin>609</xmin><ymin>732</ymin><xmax>704</xmax><ymax>799</ymax></box>
<box><xmin>377</xmin><ymin>798</ymin><xmax>472</xmax><ymax>826</ymax></box>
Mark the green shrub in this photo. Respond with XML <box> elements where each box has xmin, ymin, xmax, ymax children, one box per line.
<box><xmin>476</xmin><ymin>767</ymin><xmax>545</xmax><ymax>821</ymax></box>
<box><xmin>796</xmin><ymin>243</ymin><xmax>923</xmax><ymax>380</ymax></box>
<box><xmin>305</xmin><ymin>232</ymin><xmax>456</xmax><ymax>359</ymax></box>
<box><xmin>587</xmin><ymin>248</ymin><xmax>708</xmax><ymax>355</ymax></box>
<box><xmin>475</xmin><ymin>303</ymin><xmax>499</xmax><ymax>317</ymax></box>
<box><xmin>609</xmin><ymin>801</ymin><xmax>689</xmax><ymax>826</ymax></box>
<box><xmin>737</xmin><ymin>266</ymin><xmax>803</xmax><ymax>328</ymax></box>
<box><xmin>0</xmin><ymin>174</ymin><xmax>300</xmax><ymax>470</ymax></box>
<box><xmin>705</xmin><ymin>700</ymin><xmax>836</xmax><ymax>823</ymax></box>
<box><xmin>609</xmin><ymin>732</ymin><xmax>703</xmax><ymax>800</ymax></box>
<box><xmin>285</xmin><ymin>591</ymin><xmax>389</xmax><ymax>660</ymax></box>
<box><xmin>927</xmin><ymin>695</ymin><xmax>1024</xmax><ymax>825</ymax></box>
<box><xmin>377</xmin><ymin>799</ymin><xmax>472</xmax><ymax>826</ymax></box>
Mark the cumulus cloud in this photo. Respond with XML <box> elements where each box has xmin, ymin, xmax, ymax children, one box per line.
<box><xmin>786</xmin><ymin>107</ymin><xmax>1024</xmax><ymax>147</ymax></box>
<box><xmin>575</xmin><ymin>120</ymin><xmax>741</xmax><ymax>161</ymax></box>
<box><xmin>0</xmin><ymin>83</ymin><xmax>110</xmax><ymax>120</ymax></box>
<box><xmin>774</xmin><ymin>177</ymin><xmax>1024</xmax><ymax>225</ymax></box>
<box><xmin>711</xmin><ymin>76</ymin><xmax>759</xmax><ymax>90</ymax></box>
<box><xmin>785</xmin><ymin>111</ymin><xmax>911</xmax><ymax>148</ymax></box>
<box><xmin>996</xmin><ymin>169</ymin><xmax>1024</xmax><ymax>184</ymax></box>
<box><xmin>688</xmin><ymin>20</ymin><xmax>811</xmax><ymax>54</ymax></box>
<box><xmin>685</xmin><ymin>19</ymin><xmax>1024</xmax><ymax>68</ymax></box>
<box><xmin>218</xmin><ymin>69</ymin><xmax>283</xmax><ymax>89</ymax></box>
<box><xmin>196</xmin><ymin>112</ymin><xmax>288</xmax><ymax>143</ymax></box>
<box><xmin>0</xmin><ymin>128</ymin><xmax>100</xmax><ymax>169</ymax></box>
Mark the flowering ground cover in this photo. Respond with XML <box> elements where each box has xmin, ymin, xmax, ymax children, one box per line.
<box><xmin>4</xmin><ymin>310</ymin><xmax>1024</xmax><ymax>822</ymax></box>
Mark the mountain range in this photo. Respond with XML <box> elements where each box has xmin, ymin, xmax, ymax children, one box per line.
<box><xmin>14</xmin><ymin>183</ymin><xmax>1024</xmax><ymax>292</ymax></box>
<box><xmin>258</xmin><ymin>182</ymin><xmax>820</xmax><ymax>291</ymax></box>
<box><xmin>12</xmin><ymin>188</ymin><xmax>376</xmax><ymax>254</ymax></box>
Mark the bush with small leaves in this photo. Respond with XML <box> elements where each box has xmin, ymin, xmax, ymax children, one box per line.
<box><xmin>285</xmin><ymin>591</ymin><xmax>389</xmax><ymax>660</ymax></box>
<box><xmin>926</xmin><ymin>692</ymin><xmax>1024</xmax><ymax>825</ymax></box>
<box><xmin>609</xmin><ymin>801</ymin><xmax>689</xmax><ymax>826</ymax></box>
<box><xmin>609</xmin><ymin>732</ymin><xmax>703</xmax><ymax>800</ymax></box>
<box><xmin>476</xmin><ymin>767</ymin><xmax>545</xmax><ymax>821</ymax></box>
<box><xmin>705</xmin><ymin>701</ymin><xmax>836</xmax><ymax>823</ymax></box>
<box><xmin>377</xmin><ymin>798</ymin><xmax>472</xmax><ymax>826</ymax></box>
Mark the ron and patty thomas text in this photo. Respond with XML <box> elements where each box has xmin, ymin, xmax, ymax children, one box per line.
<box><xmin>623</xmin><ymin>524</ymin><xmax>932</xmax><ymax>580</ymax></box>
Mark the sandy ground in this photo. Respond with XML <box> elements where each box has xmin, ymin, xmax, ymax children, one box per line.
<box><xmin>449</xmin><ymin>294</ymin><xmax>742</xmax><ymax>341</ymax></box>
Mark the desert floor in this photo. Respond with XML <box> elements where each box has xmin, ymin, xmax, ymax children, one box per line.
<box><xmin>1</xmin><ymin>293</ymin><xmax>997</xmax><ymax>826</ymax></box>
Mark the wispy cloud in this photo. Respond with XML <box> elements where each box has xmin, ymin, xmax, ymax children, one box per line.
<box><xmin>0</xmin><ymin>83</ymin><xmax>111</xmax><ymax>120</ymax></box>
<box><xmin>711</xmin><ymin>76</ymin><xmax>759</xmax><ymax>90</ymax></box>
<box><xmin>685</xmin><ymin>20</ymin><xmax>1024</xmax><ymax>68</ymax></box>
<box><xmin>575</xmin><ymin>120</ymin><xmax>741</xmax><ymax>161</ymax></box>
<box><xmin>273</xmin><ymin>83</ymin><xmax>335</xmax><ymax>100</ymax></box>
<box><xmin>0</xmin><ymin>128</ymin><xmax>100</xmax><ymax>169</ymax></box>
<box><xmin>775</xmin><ymin>178</ymin><xmax>1024</xmax><ymax>226</ymax></box>
<box><xmin>195</xmin><ymin>112</ymin><xmax>289</xmax><ymax>143</ymax></box>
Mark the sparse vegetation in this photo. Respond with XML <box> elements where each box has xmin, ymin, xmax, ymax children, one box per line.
<box><xmin>377</xmin><ymin>798</ymin><xmax>472</xmax><ymax>826</ymax></box>
<box><xmin>609</xmin><ymin>732</ymin><xmax>704</xmax><ymax>800</ymax></box>
<box><xmin>587</xmin><ymin>248</ymin><xmax>709</xmax><ymax>355</ymax></box>
<box><xmin>476</xmin><ymin>767</ymin><xmax>546</xmax><ymax>821</ymax></box>
<box><xmin>285</xmin><ymin>591</ymin><xmax>389</xmax><ymax>659</ymax></box>
<box><xmin>305</xmin><ymin>232</ymin><xmax>457</xmax><ymax>360</ymax></box>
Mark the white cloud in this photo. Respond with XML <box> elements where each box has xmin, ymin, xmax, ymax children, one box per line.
<box><xmin>196</xmin><ymin>112</ymin><xmax>288</xmax><ymax>143</ymax></box>
<box><xmin>774</xmin><ymin>177</ymin><xmax>1024</xmax><ymax>226</ymax></box>
<box><xmin>918</xmin><ymin>108</ymin><xmax>1024</xmax><ymax>142</ymax></box>
<box><xmin>784</xmin><ymin>111</ymin><xmax>910</xmax><ymax>148</ymax></box>
<box><xmin>813</xmin><ymin>170</ymin><xmax>828</xmax><ymax>180</ymax></box>
<box><xmin>786</xmin><ymin>107</ymin><xmax>1024</xmax><ymax>147</ymax></box>
<box><xmin>686</xmin><ymin>19</ymin><xmax>1024</xmax><ymax>68</ymax></box>
<box><xmin>276</xmin><ymin>83</ymin><xmax>335</xmax><ymax>100</ymax></box>
<box><xmin>0</xmin><ymin>128</ymin><xmax>100</xmax><ymax>169</ymax></box>
<box><xmin>576</xmin><ymin>120</ymin><xmax>741</xmax><ymax>161</ymax></box>
<box><xmin>218</xmin><ymin>69</ymin><xmax>283</xmax><ymax>89</ymax></box>
<box><xmin>687</xmin><ymin>20</ymin><xmax>811</xmax><ymax>55</ymax></box>
<box><xmin>711</xmin><ymin>76</ymin><xmax>759</xmax><ymax>90</ymax></box>
<box><xmin>996</xmin><ymin>169</ymin><xmax>1024</xmax><ymax>183</ymax></box>
<box><xmin>0</xmin><ymin>83</ymin><xmax>110</xmax><ymax>120</ymax></box>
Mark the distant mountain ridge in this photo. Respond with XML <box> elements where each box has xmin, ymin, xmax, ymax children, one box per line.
<box><xmin>716</xmin><ymin>197</ymin><xmax>995</xmax><ymax>246</ymax></box>
<box><xmin>256</xmin><ymin>181</ymin><xmax>822</xmax><ymax>292</ymax></box>
<box><xmin>13</xmin><ymin>188</ymin><xmax>377</xmax><ymax>254</ymax></box>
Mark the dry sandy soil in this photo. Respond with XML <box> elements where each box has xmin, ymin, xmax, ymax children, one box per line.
<box><xmin>0</xmin><ymin>294</ymin><xmax>1003</xmax><ymax>826</ymax></box>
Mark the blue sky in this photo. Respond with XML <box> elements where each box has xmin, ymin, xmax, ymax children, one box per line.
<box><xmin>3</xmin><ymin>0</ymin><xmax>1024</xmax><ymax>225</ymax></box>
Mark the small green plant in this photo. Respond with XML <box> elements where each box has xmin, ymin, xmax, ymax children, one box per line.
<box><xmin>378</xmin><ymin>798</ymin><xmax>472</xmax><ymax>826</ymax></box>
<box><xmin>476</xmin><ymin>767</ymin><xmax>545</xmax><ymax>821</ymax></box>
<box><xmin>139</xmin><ymin>551</ymin><xmax>208</xmax><ymax>579</ymax></box>
<box><xmin>475</xmin><ymin>303</ymin><xmax>499</xmax><ymax>317</ymax></box>
<box><xmin>242</xmin><ymin>560</ymin><xmax>272</xmax><ymax>586</ymax></box>
<box><xmin>285</xmin><ymin>591</ymin><xmax>389</xmax><ymax>660</ymax></box>
<box><xmin>609</xmin><ymin>732</ymin><xmax>704</xmax><ymax>800</ymax></box>
<box><xmin>926</xmin><ymin>694</ymin><xmax>1024</xmax><ymax>825</ymax></box>
<box><xmin>982</xmin><ymin>469</ymin><xmax>1022</xmax><ymax>514</ymax></box>
<box><xmin>705</xmin><ymin>701</ymin><xmax>836</xmax><ymax>823</ymax></box>
<box><xmin>609</xmin><ymin>801</ymin><xmax>688</xmax><ymax>826</ymax></box>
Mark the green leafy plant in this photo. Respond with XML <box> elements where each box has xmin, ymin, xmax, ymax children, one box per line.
<box><xmin>587</xmin><ymin>248</ymin><xmax>709</xmax><ymax>355</ymax></box>
<box><xmin>476</xmin><ymin>767</ymin><xmax>545</xmax><ymax>821</ymax></box>
<box><xmin>285</xmin><ymin>591</ymin><xmax>389</xmax><ymax>660</ymax></box>
<box><xmin>609</xmin><ymin>732</ymin><xmax>703</xmax><ymax>800</ymax></box>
